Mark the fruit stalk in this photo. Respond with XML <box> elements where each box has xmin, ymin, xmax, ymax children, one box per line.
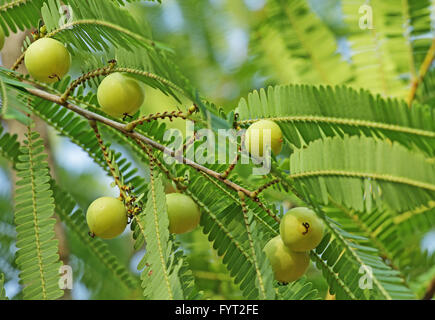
<box><xmin>60</xmin><ymin>61</ymin><xmax>117</xmax><ymax>103</ymax></box>
<box><xmin>89</xmin><ymin>119</ymin><xmax>127</xmax><ymax>201</ymax></box>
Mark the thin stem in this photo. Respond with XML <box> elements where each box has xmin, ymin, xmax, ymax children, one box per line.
<box><xmin>61</xmin><ymin>61</ymin><xmax>117</xmax><ymax>103</ymax></box>
<box><xmin>11</xmin><ymin>52</ymin><xmax>25</xmax><ymax>71</ymax></box>
<box><xmin>220</xmin><ymin>137</ymin><xmax>243</xmax><ymax>179</ymax></box>
<box><xmin>125</xmin><ymin>108</ymin><xmax>196</xmax><ymax>132</ymax></box>
<box><xmin>252</xmin><ymin>179</ymin><xmax>280</xmax><ymax>198</ymax></box>
<box><xmin>407</xmin><ymin>38</ymin><xmax>435</xmax><ymax>107</ymax></box>
<box><xmin>89</xmin><ymin>120</ymin><xmax>127</xmax><ymax>200</ymax></box>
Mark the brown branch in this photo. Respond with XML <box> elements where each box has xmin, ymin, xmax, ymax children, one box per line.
<box><xmin>25</xmin><ymin>87</ymin><xmax>255</xmax><ymax>199</ymax></box>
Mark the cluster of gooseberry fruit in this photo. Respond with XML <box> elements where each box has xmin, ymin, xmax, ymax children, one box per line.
<box><xmin>243</xmin><ymin>120</ymin><xmax>325</xmax><ymax>284</ymax></box>
<box><xmin>265</xmin><ymin>207</ymin><xmax>325</xmax><ymax>283</ymax></box>
<box><xmin>22</xmin><ymin>34</ymin><xmax>199</xmax><ymax>239</ymax></box>
<box><xmin>20</xmin><ymin>33</ymin><xmax>320</xmax><ymax>285</ymax></box>
<box><xmin>86</xmin><ymin>192</ymin><xmax>201</xmax><ymax>239</ymax></box>
<box><xmin>23</xmin><ymin>34</ymin><xmax>144</xmax><ymax>119</ymax></box>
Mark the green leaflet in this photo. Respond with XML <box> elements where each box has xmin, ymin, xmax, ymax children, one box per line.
<box><xmin>237</xmin><ymin>84</ymin><xmax>435</xmax><ymax>156</ymax></box>
<box><xmin>395</xmin><ymin>202</ymin><xmax>435</xmax><ymax>238</ymax></box>
<box><xmin>417</xmin><ymin>69</ymin><xmax>435</xmax><ymax>107</ymax></box>
<box><xmin>276</xmin><ymin>276</ymin><xmax>320</xmax><ymax>300</ymax></box>
<box><xmin>137</xmin><ymin>174</ymin><xmax>183</xmax><ymax>300</ymax></box>
<box><xmin>241</xmin><ymin>206</ymin><xmax>275</xmax><ymax>300</ymax></box>
<box><xmin>0</xmin><ymin>80</ymin><xmax>33</xmax><ymax>125</ymax></box>
<box><xmin>0</xmin><ymin>273</ymin><xmax>7</xmax><ymax>300</ymax></box>
<box><xmin>13</xmin><ymin>129</ymin><xmax>63</xmax><ymax>300</ymax></box>
<box><xmin>289</xmin><ymin>135</ymin><xmax>435</xmax><ymax>212</ymax></box>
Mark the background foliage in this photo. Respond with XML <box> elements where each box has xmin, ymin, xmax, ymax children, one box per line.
<box><xmin>0</xmin><ymin>0</ymin><xmax>434</xmax><ymax>300</ymax></box>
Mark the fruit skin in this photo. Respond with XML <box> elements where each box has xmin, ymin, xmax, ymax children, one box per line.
<box><xmin>86</xmin><ymin>197</ymin><xmax>128</xmax><ymax>239</ymax></box>
<box><xmin>97</xmin><ymin>72</ymin><xmax>144</xmax><ymax>118</ymax></box>
<box><xmin>264</xmin><ymin>236</ymin><xmax>310</xmax><ymax>283</ymax></box>
<box><xmin>244</xmin><ymin>120</ymin><xmax>283</xmax><ymax>156</ymax></box>
<box><xmin>166</xmin><ymin>193</ymin><xmax>201</xmax><ymax>234</ymax></box>
<box><xmin>280</xmin><ymin>207</ymin><xmax>325</xmax><ymax>252</ymax></box>
<box><xmin>24</xmin><ymin>38</ymin><xmax>71</xmax><ymax>83</ymax></box>
<box><xmin>0</xmin><ymin>28</ymin><xmax>5</xmax><ymax>50</ymax></box>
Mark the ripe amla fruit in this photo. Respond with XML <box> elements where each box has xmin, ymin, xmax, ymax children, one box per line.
<box><xmin>86</xmin><ymin>197</ymin><xmax>128</xmax><ymax>239</ymax></box>
<box><xmin>280</xmin><ymin>207</ymin><xmax>325</xmax><ymax>252</ymax></box>
<box><xmin>0</xmin><ymin>28</ymin><xmax>5</xmax><ymax>50</ymax></box>
<box><xmin>24</xmin><ymin>38</ymin><xmax>71</xmax><ymax>83</ymax></box>
<box><xmin>244</xmin><ymin>119</ymin><xmax>283</xmax><ymax>156</ymax></box>
<box><xmin>97</xmin><ymin>72</ymin><xmax>144</xmax><ymax>118</ymax></box>
<box><xmin>264</xmin><ymin>236</ymin><xmax>310</xmax><ymax>283</ymax></box>
<box><xmin>166</xmin><ymin>193</ymin><xmax>201</xmax><ymax>234</ymax></box>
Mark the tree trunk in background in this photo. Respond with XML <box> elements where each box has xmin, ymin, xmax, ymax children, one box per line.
<box><xmin>1</xmin><ymin>31</ymin><xmax>71</xmax><ymax>300</ymax></box>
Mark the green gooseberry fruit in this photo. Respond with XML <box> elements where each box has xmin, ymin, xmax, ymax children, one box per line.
<box><xmin>97</xmin><ymin>72</ymin><xmax>144</xmax><ymax>118</ymax></box>
<box><xmin>24</xmin><ymin>38</ymin><xmax>71</xmax><ymax>83</ymax></box>
<box><xmin>280</xmin><ymin>207</ymin><xmax>325</xmax><ymax>252</ymax></box>
<box><xmin>86</xmin><ymin>196</ymin><xmax>128</xmax><ymax>239</ymax></box>
<box><xmin>264</xmin><ymin>236</ymin><xmax>310</xmax><ymax>283</ymax></box>
<box><xmin>166</xmin><ymin>193</ymin><xmax>201</xmax><ymax>234</ymax></box>
<box><xmin>244</xmin><ymin>119</ymin><xmax>283</xmax><ymax>157</ymax></box>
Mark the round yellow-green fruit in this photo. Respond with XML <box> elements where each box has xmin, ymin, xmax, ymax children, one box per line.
<box><xmin>166</xmin><ymin>193</ymin><xmax>201</xmax><ymax>234</ymax></box>
<box><xmin>24</xmin><ymin>38</ymin><xmax>71</xmax><ymax>83</ymax></box>
<box><xmin>264</xmin><ymin>236</ymin><xmax>310</xmax><ymax>283</ymax></box>
<box><xmin>280</xmin><ymin>207</ymin><xmax>325</xmax><ymax>252</ymax></box>
<box><xmin>86</xmin><ymin>197</ymin><xmax>128</xmax><ymax>239</ymax></box>
<box><xmin>0</xmin><ymin>28</ymin><xmax>5</xmax><ymax>50</ymax></box>
<box><xmin>244</xmin><ymin>120</ymin><xmax>283</xmax><ymax>156</ymax></box>
<box><xmin>97</xmin><ymin>72</ymin><xmax>144</xmax><ymax>118</ymax></box>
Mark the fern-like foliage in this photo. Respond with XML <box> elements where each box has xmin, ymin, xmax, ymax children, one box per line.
<box><xmin>0</xmin><ymin>272</ymin><xmax>7</xmax><ymax>300</ymax></box>
<box><xmin>240</xmin><ymin>206</ymin><xmax>275</xmax><ymax>300</ymax></box>
<box><xmin>0</xmin><ymin>0</ymin><xmax>46</xmax><ymax>35</ymax></box>
<box><xmin>236</xmin><ymin>84</ymin><xmax>435</xmax><ymax>156</ymax></box>
<box><xmin>342</xmin><ymin>0</ymin><xmax>433</xmax><ymax>98</ymax></box>
<box><xmin>416</xmin><ymin>69</ymin><xmax>435</xmax><ymax>107</ymax></box>
<box><xmin>41</xmin><ymin>0</ymin><xmax>159</xmax><ymax>53</ymax></box>
<box><xmin>0</xmin><ymin>126</ymin><xmax>20</xmax><ymax>166</ymax></box>
<box><xmin>251</xmin><ymin>0</ymin><xmax>352</xmax><ymax>85</ymax></box>
<box><xmin>13</xmin><ymin>128</ymin><xmax>63</xmax><ymax>300</ymax></box>
<box><xmin>0</xmin><ymin>80</ymin><xmax>32</xmax><ymax>125</ymax></box>
<box><xmin>137</xmin><ymin>174</ymin><xmax>184</xmax><ymax>300</ymax></box>
<box><xmin>289</xmin><ymin>135</ymin><xmax>434</xmax><ymax>212</ymax></box>
<box><xmin>276</xmin><ymin>276</ymin><xmax>320</xmax><ymax>300</ymax></box>
<box><xmin>395</xmin><ymin>202</ymin><xmax>435</xmax><ymax>238</ymax></box>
